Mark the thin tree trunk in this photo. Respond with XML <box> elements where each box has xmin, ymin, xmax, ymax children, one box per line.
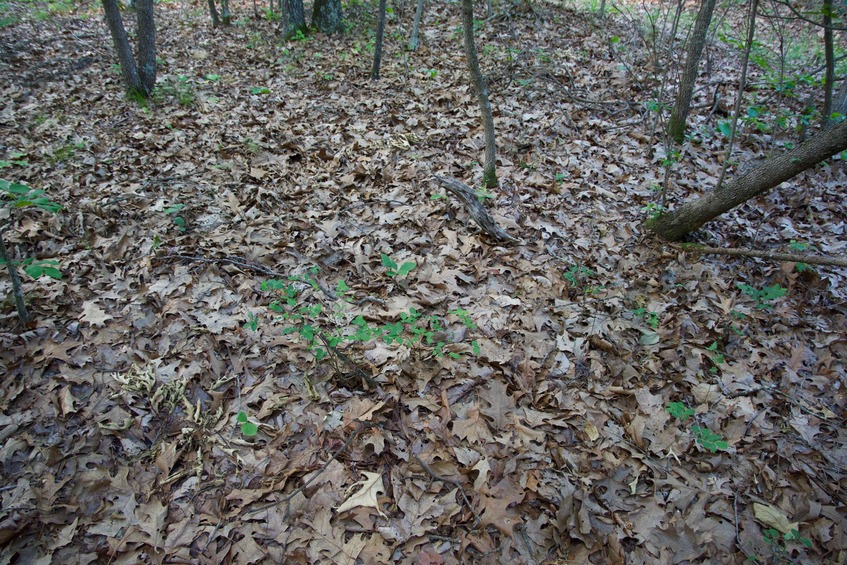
<box><xmin>647</xmin><ymin>119</ymin><xmax>847</xmax><ymax>241</ymax></box>
<box><xmin>371</xmin><ymin>0</ymin><xmax>387</xmax><ymax>79</ymax></box>
<box><xmin>833</xmin><ymin>78</ymin><xmax>847</xmax><ymax>118</ymax></box>
<box><xmin>136</xmin><ymin>0</ymin><xmax>156</xmax><ymax>95</ymax></box>
<box><xmin>822</xmin><ymin>0</ymin><xmax>834</xmax><ymax>125</ymax></box>
<box><xmin>282</xmin><ymin>0</ymin><xmax>306</xmax><ymax>38</ymax></box>
<box><xmin>221</xmin><ymin>0</ymin><xmax>231</xmax><ymax>25</ymax></box>
<box><xmin>101</xmin><ymin>0</ymin><xmax>145</xmax><ymax>96</ymax></box>
<box><xmin>0</xmin><ymin>231</ymin><xmax>30</xmax><ymax>325</ymax></box>
<box><xmin>667</xmin><ymin>0</ymin><xmax>717</xmax><ymax>144</ymax></box>
<box><xmin>408</xmin><ymin>0</ymin><xmax>424</xmax><ymax>51</ymax></box>
<box><xmin>714</xmin><ymin>0</ymin><xmax>758</xmax><ymax>191</ymax></box>
<box><xmin>208</xmin><ymin>0</ymin><xmax>221</xmax><ymax>26</ymax></box>
<box><xmin>461</xmin><ymin>0</ymin><xmax>497</xmax><ymax>188</ymax></box>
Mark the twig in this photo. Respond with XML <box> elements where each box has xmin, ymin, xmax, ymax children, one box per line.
<box><xmin>433</xmin><ymin>176</ymin><xmax>521</xmax><ymax>244</ymax></box>
<box><xmin>678</xmin><ymin>244</ymin><xmax>847</xmax><ymax>268</ymax></box>
<box><xmin>153</xmin><ymin>253</ymin><xmax>286</xmax><ymax>277</ymax></box>
<box><xmin>412</xmin><ymin>454</ymin><xmax>481</xmax><ymax>528</ymax></box>
<box><xmin>0</xmin><ymin>229</ymin><xmax>30</xmax><ymax>325</ymax></box>
<box><xmin>244</xmin><ymin>421</ymin><xmax>377</xmax><ymax>517</ymax></box>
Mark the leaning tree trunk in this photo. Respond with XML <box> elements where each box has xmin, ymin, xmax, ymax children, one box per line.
<box><xmin>461</xmin><ymin>0</ymin><xmax>497</xmax><ymax>188</ymax></box>
<box><xmin>101</xmin><ymin>0</ymin><xmax>156</xmax><ymax>97</ymax></box>
<box><xmin>281</xmin><ymin>0</ymin><xmax>306</xmax><ymax>38</ymax></box>
<box><xmin>371</xmin><ymin>0</ymin><xmax>387</xmax><ymax>79</ymax></box>
<box><xmin>136</xmin><ymin>0</ymin><xmax>156</xmax><ymax>94</ymax></box>
<box><xmin>667</xmin><ymin>0</ymin><xmax>717</xmax><ymax>144</ymax></box>
<box><xmin>207</xmin><ymin>0</ymin><xmax>221</xmax><ymax>26</ymax></box>
<box><xmin>647</xmin><ymin>119</ymin><xmax>847</xmax><ymax>240</ymax></box>
<box><xmin>101</xmin><ymin>0</ymin><xmax>145</xmax><ymax>95</ymax></box>
<box><xmin>312</xmin><ymin>0</ymin><xmax>343</xmax><ymax>33</ymax></box>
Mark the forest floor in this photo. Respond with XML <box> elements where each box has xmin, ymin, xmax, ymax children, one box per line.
<box><xmin>1</xmin><ymin>0</ymin><xmax>846</xmax><ymax>562</ymax></box>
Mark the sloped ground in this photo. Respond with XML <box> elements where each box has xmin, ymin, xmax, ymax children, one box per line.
<box><xmin>0</xmin><ymin>0</ymin><xmax>845</xmax><ymax>562</ymax></box>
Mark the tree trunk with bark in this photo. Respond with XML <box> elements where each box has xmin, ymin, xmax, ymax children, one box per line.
<box><xmin>461</xmin><ymin>0</ymin><xmax>497</xmax><ymax>188</ymax></box>
<box><xmin>822</xmin><ymin>0</ymin><xmax>834</xmax><ymax>125</ymax></box>
<box><xmin>647</xmin><ymin>119</ymin><xmax>847</xmax><ymax>240</ymax></box>
<box><xmin>136</xmin><ymin>0</ymin><xmax>156</xmax><ymax>92</ymax></box>
<box><xmin>281</xmin><ymin>0</ymin><xmax>306</xmax><ymax>38</ymax></box>
<box><xmin>101</xmin><ymin>0</ymin><xmax>156</xmax><ymax>97</ymax></box>
<box><xmin>667</xmin><ymin>0</ymin><xmax>717</xmax><ymax>144</ymax></box>
<box><xmin>371</xmin><ymin>0</ymin><xmax>387</xmax><ymax>79</ymax></box>
<box><xmin>408</xmin><ymin>0</ymin><xmax>425</xmax><ymax>50</ymax></box>
<box><xmin>312</xmin><ymin>0</ymin><xmax>343</xmax><ymax>33</ymax></box>
<box><xmin>207</xmin><ymin>0</ymin><xmax>221</xmax><ymax>26</ymax></box>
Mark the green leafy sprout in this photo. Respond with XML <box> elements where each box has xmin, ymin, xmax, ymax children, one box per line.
<box><xmin>258</xmin><ymin>268</ymin><xmax>479</xmax><ymax>364</ymax></box>
<box><xmin>666</xmin><ymin>402</ymin><xmax>728</xmax><ymax>453</ymax></box>
<box><xmin>381</xmin><ymin>254</ymin><xmax>416</xmax><ymax>278</ymax></box>
<box><xmin>236</xmin><ymin>411</ymin><xmax>259</xmax><ymax>437</ymax></box>
<box><xmin>738</xmin><ymin>283</ymin><xmax>787</xmax><ymax>310</ymax></box>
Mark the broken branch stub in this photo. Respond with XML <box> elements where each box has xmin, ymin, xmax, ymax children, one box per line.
<box><xmin>433</xmin><ymin>176</ymin><xmax>520</xmax><ymax>244</ymax></box>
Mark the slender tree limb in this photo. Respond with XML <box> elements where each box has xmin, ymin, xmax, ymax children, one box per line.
<box><xmin>413</xmin><ymin>454</ymin><xmax>481</xmax><ymax>528</ymax></box>
<box><xmin>678</xmin><ymin>244</ymin><xmax>847</xmax><ymax>268</ymax></box>
<box><xmin>433</xmin><ymin>176</ymin><xmax>520</xmax><ymax>244</ymax></box>
<box><xmin>0</xmin><ymin>229</ymin><xmax>30</xmax><ymax>325</ymax></box>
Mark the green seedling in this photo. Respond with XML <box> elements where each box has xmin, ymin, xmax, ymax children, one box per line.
<box><xmin>381</xmin><ymin>254</ymin><xmax>416</xmax><ymax>278</ymax></box>
<box><xmin>738</xmin><ymin>283</ymin><xmax>787</xmax><ymax>310</ymax></box>
<box><xmin>163</xmin><ymin>203</ymin><xmax>187</xmax><ymax>232</ymax></box>
<box><xmin>666</xmin><ymin>402</ymin><xmax>728</xmax><ymax>453</ymax></box>
<box><xmin>236</xmin><ymin>411</ymin><xmax>259</xmax><ymax>437</ymax></box>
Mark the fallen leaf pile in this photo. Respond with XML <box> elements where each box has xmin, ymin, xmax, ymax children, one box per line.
<box><xmin>0</xmin><ymin>0</ymin><xmax>845</xmax><ymax>562</ymax></box>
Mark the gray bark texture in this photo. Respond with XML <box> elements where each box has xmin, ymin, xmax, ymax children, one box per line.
<box><xmin>101</xmin><ymin>0</ymin><xmax>156</xmax><ymax>96</ymax></box>
<box><xmin>101</xmin><ymin>0</ymin><xmax>143</xmax><ymax>95</ymax></box>
<box><xmin>136</xmin><ymin>0</ymin><xmax>156</xmax><ymax>93</ymax></box>
<box><xmin>667</xmin><ymin>0</ymin><xmax>717</xmax><ymax>144</ymax></box>
<box><xmin>312</xmin><ymin>0</ymin><xmax>343</xmax><ymax>34</ymax></box>
<box><xmin>461</xmin><ymin>0</ymin><xmax>497</xmax><ymax>188</ymax></box>
<box><xmin>408</xmin><ymin>0</ymin><xmax>424</xmax><ymax>51</ymax></box>
<box><xmin>648</xmin><ymin>119</ymin><xmax>847</xmax><ymax>241</ymax></box>
<box><xmin>281</xmin><ymin>0</ymin><xmax>306</xmax><ymax>38</ymax></box>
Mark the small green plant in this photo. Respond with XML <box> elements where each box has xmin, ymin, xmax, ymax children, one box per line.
<box><xmin>666</xmin><ymin>401</ymin><xmax>695</xmax><ymax>421</ymax></box>
<box><xmin>705</xmin><ymin>341</ymin><xmax>725</xmax><ymax>373</ymax></box>
<box><xmin>475</xmin><ymin>187</ymin><xmax>495</xmax><ymax>202</ymax></box>
<box><xmin>289</xmin><ymin>29</ymin><xmax>308</xmax><ymax>41</ymax></box>
<box><xmin>632</xmin><ymin>307</ymin><xmax>660</xmax><ymax>329</ymax></box>
<box><xmin>243</xmin><ymin>312</ymin><xmax>259</xmax><ymax>331</ymax></box>
<box><xmin>163</xmin><ymin>203</ymin><xmax>187</xmax><ymax>232</ymax></box>
<box><xmin>0</xmin><ymin>152</ymin><xmax>28</xmax><ymax>169</ymax></box>
<box><xmin>666</xmin><ymin>401</ymin><xmax>728</xmax><ymax>453</ymax></box>
<box><xmin>249</xmin><ymin>86</ymin><xmax>270</xmax><ymax>95</ymax></box>
<box><xmin>381</xmin><ymin>254</ymin><xmax>416</xmax><ymax>278</ymax></box>
<box><xmin>690</xmin><ymin>425</ymin><xmax>728</xmax><ymax>453</ymax></box>
<box><xmin>1</xmin><ymin>179</ymin><xmax>63</xmax><ymax>323</ymax></box>
<box><xmin>738</xmin><ymin>283</ymin><xmax>787</xmax><ymax>310</ymax></box>
<box><xmin>421</xmin><ymin>68</ymin><xmax>438</xmax><ymax>79</ymax></box>
<box><xmin>788</xmin><ymin>240</ymin><xmax>815</xmax><ymax>273</ymax></box>
<box><xmin>641</xmin><ymin>202</ymin><xmax>666</xmax><ymax>220</ymax></box>
<box><xmin>259</xmin><ymin>269</ymin><xmax>479</xmax><ymax>366</ymax></box>
<box><xmin>761</xmin><ymin>526</ymin><xmax>813</xmax><ymax>562</ymax></box>
<box><xmin>263</xmin><ymin>7</ymin><xmax>280</xmax><ymax>21</ymax></box>
<box><xmin>563</xmin><ymin>264</ymin><xmax>593</xmax><ymax>286</ymax></box>
<box><xmin>236</xmin><ymin>411</ymin><xmax>259</xmax><ymax>437</ymax></box>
